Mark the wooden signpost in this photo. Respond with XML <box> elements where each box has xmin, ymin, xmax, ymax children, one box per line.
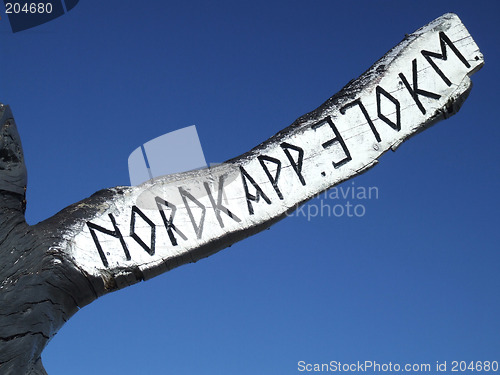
<box><xmin>0</xmin><ymin>13</ymin><xmax>484</xmax><ymax>375</ymax></box>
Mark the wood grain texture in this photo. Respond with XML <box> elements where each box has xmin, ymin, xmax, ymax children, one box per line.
<box><xmin>0</xmin><ymin>13</ymin><xmax>484</xmax><ymax>374</ymax></box>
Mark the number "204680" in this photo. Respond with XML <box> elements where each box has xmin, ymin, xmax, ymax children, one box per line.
<box><xmin>5</xmin><ymin>2</ymin><xmax>53</xmax><ymax>14</ymax></box>
<box><xmin>451</xmin><ymin>361</ymin><xmax>499</xmax><ymax>372</ymax></box>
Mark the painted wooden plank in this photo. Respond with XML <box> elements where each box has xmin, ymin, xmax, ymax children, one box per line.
<box><xmin>55</xmin><ymin>12</ymin><xmax>483</xmax><ymax>293</ymax></box>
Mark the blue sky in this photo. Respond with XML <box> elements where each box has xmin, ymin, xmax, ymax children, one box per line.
<box><xmin>1</xmin><ymin>1</ymin><xmax>499</xmax><ymax>374</ymax></box>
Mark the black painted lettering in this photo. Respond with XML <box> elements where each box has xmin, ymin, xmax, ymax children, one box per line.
<box><xmin>280</xmin><ymin>142</ymin><xmax>305</xmax><ymax>186</ymax></box>
<box><xmin>399</xmin><ymin>59</ymin><xmax>441</xmax><ymax>115</ymax></box>
<box><xmin>340</xmin><ymin>99</ymin><xmax>381</xmax><ymax>142</ymax></box>
<box><xmin>239</xmin><ymin>166</ymin><xmax>271</xmax><ymax>215</ymax></box>
<box><xmin>421</xmin><ymin>31</ymin><xmax>471</xmax><ymax>86</ymax></box>
<box><xmin>258</xmin><ymin>155</ymin><xmax>283</xmax><ymax>200</ymax></box>
<box><xmin>155</xmin><ymin>196</ymin><xmax>187</xmax><ymax>246</ymax></box>
<box><xmin>179</xmin><ymin>187</ymin><xmax>206</xmax><ymax>239</ymax></box>
<box><xmin>376</xmin><ymin>86</ymin><xmax>401</xmax><ymax>131</ymax></box>
<box><xmin>204</xmin><ymin>176</ymin><xmax>241</xmax><ymax>228</ymax></box>
<box><xmin>130</xmin><ymin>206</ymin><xmax>156</xmax><ymax>256</ymax></box>
<box><xmin>312</xmin><ymin>116</ymin><xmax>352</xmax><ymax>168</ymax></box>
<box><xmin>87</xmin><ymin>214</ymin><xmax>130</xmax><ymax>268</ymax></box>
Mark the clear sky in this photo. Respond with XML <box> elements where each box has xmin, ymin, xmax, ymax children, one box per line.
<box><xmin>1</xmin><ymin>1</ymin><xmax>499</xmax><ymax>374</ymax></box>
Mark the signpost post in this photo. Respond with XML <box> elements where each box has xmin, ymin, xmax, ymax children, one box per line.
<box><xmin>0</xmin><ymin>13</ymin><xmax>484</xmax><ymax>375</ymax></box>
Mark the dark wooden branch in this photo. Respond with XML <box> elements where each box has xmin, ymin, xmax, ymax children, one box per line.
<box><xmin>0</xmin><ymin>13</ymin><xmax>484</xmax><ymax>374</ymax></box>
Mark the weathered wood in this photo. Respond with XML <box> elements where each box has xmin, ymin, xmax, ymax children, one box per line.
<box><xmin>0</xmin><ymin>13</ymin><xmax>484</xmax><ymax>374</ymax></box>
<box><xmin>0</xmin><ymin>105</ymin><xmax>27</xmax><ymax>197</ymax></box>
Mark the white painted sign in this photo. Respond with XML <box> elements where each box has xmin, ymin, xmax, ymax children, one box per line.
<box><xmin>57</xmin><ymin>13</ymin><xmax>483</xmax><ymax>292</ymax></box>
